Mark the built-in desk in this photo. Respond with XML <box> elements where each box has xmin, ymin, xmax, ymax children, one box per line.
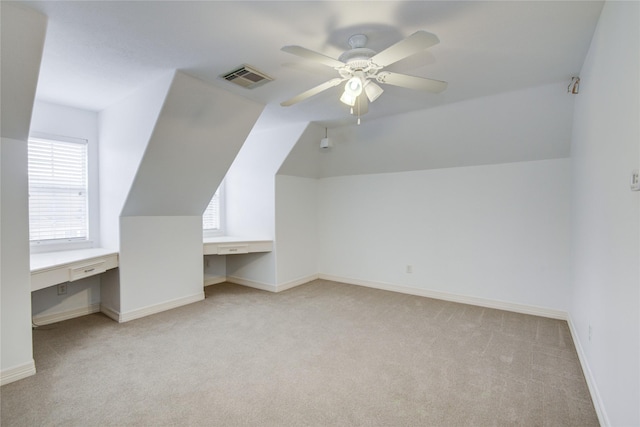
<box><xmin>30</xmin><ymin>248</ymin><xmax>119</xmax><ymax>292</ymax></box>
<box><xmin>29</xmin><ymin>238</ymin><xmax>273</xmax><ymax>291</ymax></box>
<box><xmin>203</xmin><ymin>237</ymin><xmax>273</xmax><ymax>287</ymax></box>
<box><xmin>203</xmin><ymin>236</ymin><xmax>273</xmax><ymax>255</ymax></box>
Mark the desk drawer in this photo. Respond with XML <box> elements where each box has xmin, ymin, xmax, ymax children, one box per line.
<box><xmin>217</xmin><ymin>244</ymin><xmax>249</xmax><ymax>255</ymax></box>
<box><xmin>69</xmin><ymin>260</ymin><xmax>107</xmax><ymax>282</ymax></box>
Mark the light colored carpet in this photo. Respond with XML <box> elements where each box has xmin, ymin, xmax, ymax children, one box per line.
<box><xmin>1</xmin><ymin>280</ymin><xmax>598</xmax><ymax>426</ymax></box>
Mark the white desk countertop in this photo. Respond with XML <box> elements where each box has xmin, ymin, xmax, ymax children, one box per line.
<box><xmin>203</xmin><ymin>236</ymin><xmax>272</xmax><ymax>244</ymax></box>
<box><xmin>30</xmin><ymin>248</ymin><xmax>119</xmax><ymax>273</ymax></box>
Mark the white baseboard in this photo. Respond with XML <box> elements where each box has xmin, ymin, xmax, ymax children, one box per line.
<box><xmin>227</xmin><ymin>276</ymin><xmax>277</xmax><ymax>292</ymax></box>
<box><xmin>276</xmin><ymin>274</ymin><xmax>319</xmax><ymax>292</ymax></box>
<box><xmin>32</xmin><ymin>303</ymin><xmax>101</xmax><ymax>326</ymax></box>
<box><xmin>204</xmin><ymin>275</ymin><xmax>226</xmax><ymax>287</ymax></box>
<box><xmin>226</xmin><ymin>274</ymin><xmax>319</xmax><ymax>293</ymax></box>
<box><xmin>1</xmin><ymin>360</ymin><xmax>36</xmax><ymax>386</ymax></box>
<box><xmin>100</xmin><ymin>304</ymin><xmax>121</xmax><ymax>322</ymax></box>
<box><xmin>115</xmin><ymin>292</ymin><xmax>205</xmax><ymax>323</ymax></box>
<box><xmin>566</xmin><ymin>314</ymin><xmax>609</xmax><ymax>427</ymax></box>
<box><xmin>318</xmin><ymin>274</ymin><xmax>568</xmax><ymax>320</ymax></box>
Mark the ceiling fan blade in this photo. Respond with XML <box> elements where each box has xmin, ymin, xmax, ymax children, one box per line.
<box><xmin>370</xmin><ymin>31</ymin><xmax>440</xmax><ymax>68</ymax></box>
<box><xmin>281</xmin><ymin>45</ymin><xmax>345</xmax><ymax>68</ymax></box>
<box><xmin>353</xmin><ymin>93</ymin><xmax>369</xmax><ymax>115</ymax></box>
<box><xmin>376</xmin><ymin>71</ymin><xmax>448</xmax><ymax>93</ymax></box>
<box><xmin>281</xmin><ymin>78</ymin><xmax>345</xmax><ymax>106</ymax></box>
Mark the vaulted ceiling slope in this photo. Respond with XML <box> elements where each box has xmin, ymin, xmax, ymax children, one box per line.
<box><xmin>16</xmin><ymin>1</ymin><xmax>603</xmax><ymax>129</ymax></box>
<box><xmin>279</xmin><ymin>83</ymin><xmax>575</xmax><ymax>178</ymax></box>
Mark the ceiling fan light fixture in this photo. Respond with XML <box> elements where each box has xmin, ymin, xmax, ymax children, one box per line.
<box><xmin>364</xmin><ymin>80</ymin><xmax>384</xmax><ymax>102</ymax></box>
<box><xmin>340</xmin><ymin>90</ymin><xmax>358</xmax><ymax>106</ymax></box>
<box><xmin>345</xmin><ymin>76</ymin><xmax>363</xmax><ymax>96</ymax></box>
<box><xmin>341</xmin><ymin>72</ymin><xmax>365</xmax><ymax>106</ymax></box>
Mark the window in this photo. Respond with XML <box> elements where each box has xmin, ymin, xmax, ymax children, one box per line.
<box><xmin>28</xmin><ymin>136</ymin><xmax>89</xmax><ymax>245</ymax></box>
<box><xmin>203</xmin><ymin>182</ymin><xmax>224</xmax><ymax>236</ymax></box>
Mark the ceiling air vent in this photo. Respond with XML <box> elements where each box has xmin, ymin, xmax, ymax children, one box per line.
<box><xmin>221</xmin><ymin>65</ymin><xmax>273</xmax><ymax>89</ymax></box>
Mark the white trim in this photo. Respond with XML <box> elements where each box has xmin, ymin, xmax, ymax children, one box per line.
<box><xmin>318</xmin><ymin>274</ymin><xmax>568</xmax><ymax>320</ymax></box>
<box><xmin>204</xmin><ymin>275</ymin><xmax>227</xmax><ymax>287</ymax></box>
<box><xmin>0</xmin><ymin>360</ymin><xmax>36</xmax><ymax>386</ymax></box>
<box><xmin>116</xmin><ymin>292</ymin><xmax>205</xmax><ymax>323</ymax></box>
<box><xmin>100</xmin><ymin>304</ymin><xmax>121</xmax><ymax>322</ymax></box>
<box><xmin>566</xmin><ymin>314</ymin><xmax>609</xmax><ymax>427</ymax></box>
<box><xmin>276</xmin><ymin>274</ymin><xmax>319</xmax><ymax>292</ymax></box>
<box><xmin>226</xmin><ymin>276</ymin><xmax>277</xmax><ymax>292</ymax></box>
<box><xmin>224</xmin><ymin>274</ymin><xmax>318</xmax><ymax>293</ymax></box>
<box><xmin>33</xmin><ymin>303</ymin><xmax>101</xmax><ymax>326</ymax></box>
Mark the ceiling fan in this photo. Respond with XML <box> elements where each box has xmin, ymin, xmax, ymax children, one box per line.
<box><xmin>280</xmin><ymin>30</ymin><xmax>448</xmax><ymax>121</ymax></box>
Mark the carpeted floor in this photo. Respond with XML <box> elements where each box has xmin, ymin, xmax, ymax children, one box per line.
<box><xmin>1</xmin><ymin>280</ymin><xmax>598</xmax><ymax>426</ymax></box>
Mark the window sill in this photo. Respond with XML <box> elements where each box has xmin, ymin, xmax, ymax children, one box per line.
<box><xmin>30</xmin><ymin>240</ymin><xmax>95</xmax><ymax>255</ymax></box>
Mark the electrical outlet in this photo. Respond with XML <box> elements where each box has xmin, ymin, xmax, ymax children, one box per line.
<box><xmin>406</xmin><ymin>265</ymin><xmax>413</xmax><ymax>274</ymax></box>
<box><xmin>631</xmin><ymin>170</ymin><xmax>640</xmax><ymax>191</ymax></box>
<box><xmin>57</xmin><ymin>284</ymin><xmax>67</xmax><ymax>295</ymax></box>
<box><xmin>588</xmin><ymin>325</ymin><xmax>592</xmax><ymax>342</ymax></box>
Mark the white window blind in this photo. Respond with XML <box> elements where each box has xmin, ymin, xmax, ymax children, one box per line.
<box><xmin>203</xmin><ymin>188</ymin><xmax>221</xmax><ymax>231</ymax></box>
<box><xmin>28</xmin><ymin>137</ymin><xmax>89</xmax><ymax>243</ymax></box>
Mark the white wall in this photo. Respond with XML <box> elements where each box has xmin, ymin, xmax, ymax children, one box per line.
<box><xmin>0</xmin><ymin>138</ymin><xmax>36</xmax><ymax>384</ymax></box>
<box><xmin>97</xmin><ymin>71</ymin><xmax>173</xmax><ymax>315</ymax></box>
<box><xmin>100</xmin><ymin>70</ymin><xmax>264</xmax><ymax>319</ymax></box>
<box><xmin>275</xmin><ymin>175</ymin><xmax>319</xmax><ymax>286</ymax></box>
<box><xmin>98</xmin><ymin>72</ymin><xmax>174</xmax><ymax>250</ymax></box>
<box><xmin>225</xmin><ymin>123</ymin><xmax>309</xmax><ymax>286</ymax></box>
<box><xmin>277</xmin><ymin>122</ymin><xmax>325</xmax><ymax>179</ymax></box>
<box><xmin>569</xmin><ymin>1</ymin><xmax>639</xmax><ymax>426</ymax></box>
<box><xmin>0</xmin><ymin>3</ymin><xmax>47</xmax><ymax>385</ymax></box>
<box><xmin>31</xmin><ymin>276</ymin><xmax>100</xmax><ymax>323</ymax></box>
<box><xmin>118</xmin><ymin>216</ymin><xmax>203</xmax><ymax>321</ymax></box>
<box><xmin>318</xmin><ymin>159</ymin><xmax>572</xmax><ymax>312</ymax></box>
<box><xmin>204</xmin><ymin>255</ymin><xmax>226</xmax><ymax>283</ymax></box>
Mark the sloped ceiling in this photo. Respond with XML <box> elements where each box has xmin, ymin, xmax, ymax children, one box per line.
<box><xmin>15</xmin><ymin>0</ymin><xmax>603</xmax><ymax>131</ymax></box>
<box><xmin>121</xmin><ymin>71</ymin><xmax>264</xmax><ymax>216</ymax></box>
<box><xmin>278</xmin><ymin>81</ymin><xmax>575</xmax><ymax>178</ymax></box>
<box><xmin>1</xmin><ymin>3</ymin><xmax>47</xmax><ymax>140</ymax></box>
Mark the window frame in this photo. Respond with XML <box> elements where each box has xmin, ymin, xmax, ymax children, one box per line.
<box><xmin>203</xmin><ymin>180</ymin><xmax>225</xmax><ymax>238</ymax></box>
<box><xmin>28</xmin><ymin>133</ymin><xmax>98</xmax><ymax>253</ymax></box>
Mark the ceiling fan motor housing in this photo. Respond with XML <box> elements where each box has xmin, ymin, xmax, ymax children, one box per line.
<box><xmin>338</xmin><ymin>34</ymin><xmax>379</xmax><ymax>79</ymax></box>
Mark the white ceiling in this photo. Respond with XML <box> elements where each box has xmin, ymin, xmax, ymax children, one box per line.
<box><xmin>17</xmin><ymin>0</ymin><xmax>603</xmax><ymax>129</ymax></box>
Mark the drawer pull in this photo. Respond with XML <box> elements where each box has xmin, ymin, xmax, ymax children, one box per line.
<box><xmin>84</xmin><ymin>268</ymin><xmax>95</xmax><ymax>273</ymax></box>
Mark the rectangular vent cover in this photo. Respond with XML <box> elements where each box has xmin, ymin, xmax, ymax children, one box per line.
<box><xmin>221</xmin><ymin>65</ymin><xmax>273</xmax><ymax>89</ymax></box>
